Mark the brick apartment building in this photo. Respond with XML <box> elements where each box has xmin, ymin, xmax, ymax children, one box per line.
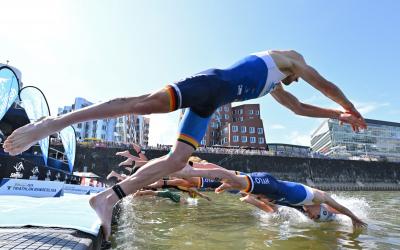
<box><xmin>197</xmin><ymin>103</ymin><xmax>266</xmax><ymax>148</ymax></box>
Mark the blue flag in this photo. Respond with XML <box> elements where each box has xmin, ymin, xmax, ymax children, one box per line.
<box><xmin>59</xmin><ymin>126</ymin><xmax>76</xmax><ymax>173</ymax></box>
<box><xmin>19</xmin><ymin>86</ymin><xmax>50</xmax><ymax>165</ymax></box>
<box><xmin>0</xmin><ymin>66</ymin><xmax>19</xmax><ymax>122</ymax></box>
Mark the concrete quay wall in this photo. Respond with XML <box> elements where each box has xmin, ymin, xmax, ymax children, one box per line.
<box><xmin>74</xmin><ymin>147</ymin><xmax>400</xmax><ymax>191</ymax></box>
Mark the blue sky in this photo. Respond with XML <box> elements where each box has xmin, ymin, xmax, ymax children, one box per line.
<box><xmin>1</xmin><ymin>0</ymin><xmax>399</xmax><ymax>146</ymax></box>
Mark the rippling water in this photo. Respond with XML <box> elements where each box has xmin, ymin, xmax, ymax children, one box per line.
<box><xmin>111</xmin><ymin>191</ymin><xmax>400</xmax><ymax>249</ymax></box>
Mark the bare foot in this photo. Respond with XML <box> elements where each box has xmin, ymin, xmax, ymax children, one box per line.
<box><xmin>89</xmin><ymin>192</ymin><xmax>116</xmax><ymax>241</ymax></box>
<box><xmin>118</xmin><ymin>158</ymin><xmax>133</xmax><ymax>167</ymax></box>
<box><xmin>115</xmin><ymin>150</ymin><xmax>133</xmax><ymax>158</ymax></box>
<box><xmin>3</xmin><ymin>116</ymin><xmax>58</xmax><ymax>156</ymax></box>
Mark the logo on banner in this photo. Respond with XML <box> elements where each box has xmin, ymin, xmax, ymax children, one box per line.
<box><xmin>29</xmin><ymin>167</ymin><xmax>40</xmax><ymax>180</ymax></box>
<box><xmin>10</xmin><ymin>162</ymin><xmax>24</xmax><ymax>179</ymax></box>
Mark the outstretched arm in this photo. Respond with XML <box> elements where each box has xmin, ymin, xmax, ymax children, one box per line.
<box><xmin>295</xmin><ymin>64</ymin><xmax>354</xmax><ymax>109</ymax></box>
<box><xmin>313</xmin><ymin>189</ymin><xmax>367</xmax><ymax>228</ymax></box>
<box><xmin>290</xmin><ymin>56</ymin><xmax>361</xmax><ymax>117</ymax></box>
<box><xmin>166</xmin><ymin>178</ymin><xmax>195</xmax><ymax>188</ymax></box>
<box><xmin>240</xmin><ymin>194</ymin><xmax>277</xmax><ymax>213</ymax></box>
<box><xmin>172</xmin><ymin>165</ymin><xmax>247</xmax><ymax>190</ymax></box>
<box><xmin>293</xmin><ymin>60</ymin><xmax>367</xmax><ymax>131</ymax></box>
<box><xmin>271</xmin><ymin>84</ymin><xmax>366</xmax><ymax>132</ymax></box>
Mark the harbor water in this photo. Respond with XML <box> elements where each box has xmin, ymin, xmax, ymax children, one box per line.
<box><xmin>111</xmin><ymin>191</ymin><xmax>400</xmax><ymax>249</ymax></box>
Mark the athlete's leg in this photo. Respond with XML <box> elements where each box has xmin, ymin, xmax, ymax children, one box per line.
<box><xmin>89</xmin><ymin>109</ymin><xmax>211</xmax><ymax>240</ymax></box>
<box><xmin>89</xmin><ymin>141</ymin><xmax>194</xmax><ymax>240</ymax></box>
<box><xmin>4</xmin><ymin>87</ymin><xmax>175</xmax><ymax>155</ymax></box>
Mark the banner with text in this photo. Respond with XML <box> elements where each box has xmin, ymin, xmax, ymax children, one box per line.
<box><xmin>0</xmin><ymin>178</ymin><xmax>64</xmax><ymax>197</ymax></box>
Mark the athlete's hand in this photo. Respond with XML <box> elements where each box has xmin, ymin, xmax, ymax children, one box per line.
<box><xmin>204</xmin><ymin>196</ymin><xmax>212</xmax><ymax>202</ymax></box>
<box><xmin>118</xmin><ymin>158</ymin><xmax>134</xmax><ymax>167</ymax></box>
<box><xmin>132</xmin><ymin>143</ymin><xmax>141</xmax><ymax>153</ymax></box>
<box><xmin>352</xmin><ymin>218</ymin><xmax>368</xmax><ymax>228</ymax></box>
<box><xmin>239</xmin><ymin>194</ymin><xmax>252</xmax><ymax>202</ymax></box>
<box><xmin>215</xmin><ymin>183</ymin><xmax>230</xmax><ymax>193</ymax></box>
<box><xmin>338</xmin><ymin>112</ymin><xmax>367</xmax><ymax>132</ymax></box>
<box><xmin>215</xmin><ymin>181</ymin><xmax>241</xmax><ymax>194</ymax></box>
<box><xmin>344</xmin><ymin>105</ymin><xmax>365</xmax><ymax>121</ymax></box>
<box><xmin>342</xmin><ymin>105</ymin><xmax>367</xmax><ymax>130</ymax></box>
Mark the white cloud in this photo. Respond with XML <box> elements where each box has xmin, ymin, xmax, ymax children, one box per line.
<box><xmin>286</xmin><ymin>131</ymin><xmax>311</xmax><ymax>146</ymax></box>
<box><xmin>269</xmin><ymin>124</ymin><xmax>285</xmax><ymax>129</ymax></box>
<box><xmin>354</xmin><ymin>102</ymin><xmax>390</xmax><ymax>115</ymax></box>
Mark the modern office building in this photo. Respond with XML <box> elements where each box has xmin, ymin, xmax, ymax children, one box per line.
<box><xmin>197</xmin><ymin>103</ymin><xmax>267</xmax><ymax>148</ymax></box>
<box><xmin>114</xmin><ymin>114</ymin><xmax>150</xmax><ymax>145</ymax></box>
<box><xmin>58</xmin><ymin>97</ymin><xmax>150</xmax><ymax>146</ymax></box>
<box><xmin>311</xmin><ymin>118</ymin><xmax>400</xmax><ymax>162</ymax></box>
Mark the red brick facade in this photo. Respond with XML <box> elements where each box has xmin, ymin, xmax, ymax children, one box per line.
<box><xmin>200</xmin><ymin>103</ymin><xmax>267</xmax><ymax>148</ymax></box>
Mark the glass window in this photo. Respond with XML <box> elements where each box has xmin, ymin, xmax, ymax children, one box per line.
<box><xmin>232</xmin><ymin>125</ymin><xmax>238</xmax><ymax>132</ymax></box>
<box><xmin>241</xmin><ymin>126</ymin><xmax>247</xmax><ymax>133</ymax></box>
<box><xmin>249</xmin><ymin>127</ymin><xmax>255</xmax><ymax>133</ymax></box>
<box><xmin>257</xmin><ymin>128</ymin><xmax>264</xmax><ymax>134</ymax></box>
<box><xmin>249</xmin><ymin>110</ymin><xmax>254</xmax><ymax>115</ymax></box>
<box><xmin>233</xmin><ymin>135</ymin><xmax>239</xmax><ymax>142</ymax></box>
<box><xmin>250</xmin><ymin>137</ymin><xmax>256</xmax><ymax>143</ymax></box>
<box><xmin>258</xmin><ymin>137</ymin><xmax>265</xmax><ymax>144</ymax></box>
<box><xmin>224</xmin><ymin>106</ymin><xmax>229</xmax><ymax>112</ymax></box>
<box><xmin>241</xmin><ymin>136</ymin><xmax>247</xmax><ymax>143</ymax></box>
